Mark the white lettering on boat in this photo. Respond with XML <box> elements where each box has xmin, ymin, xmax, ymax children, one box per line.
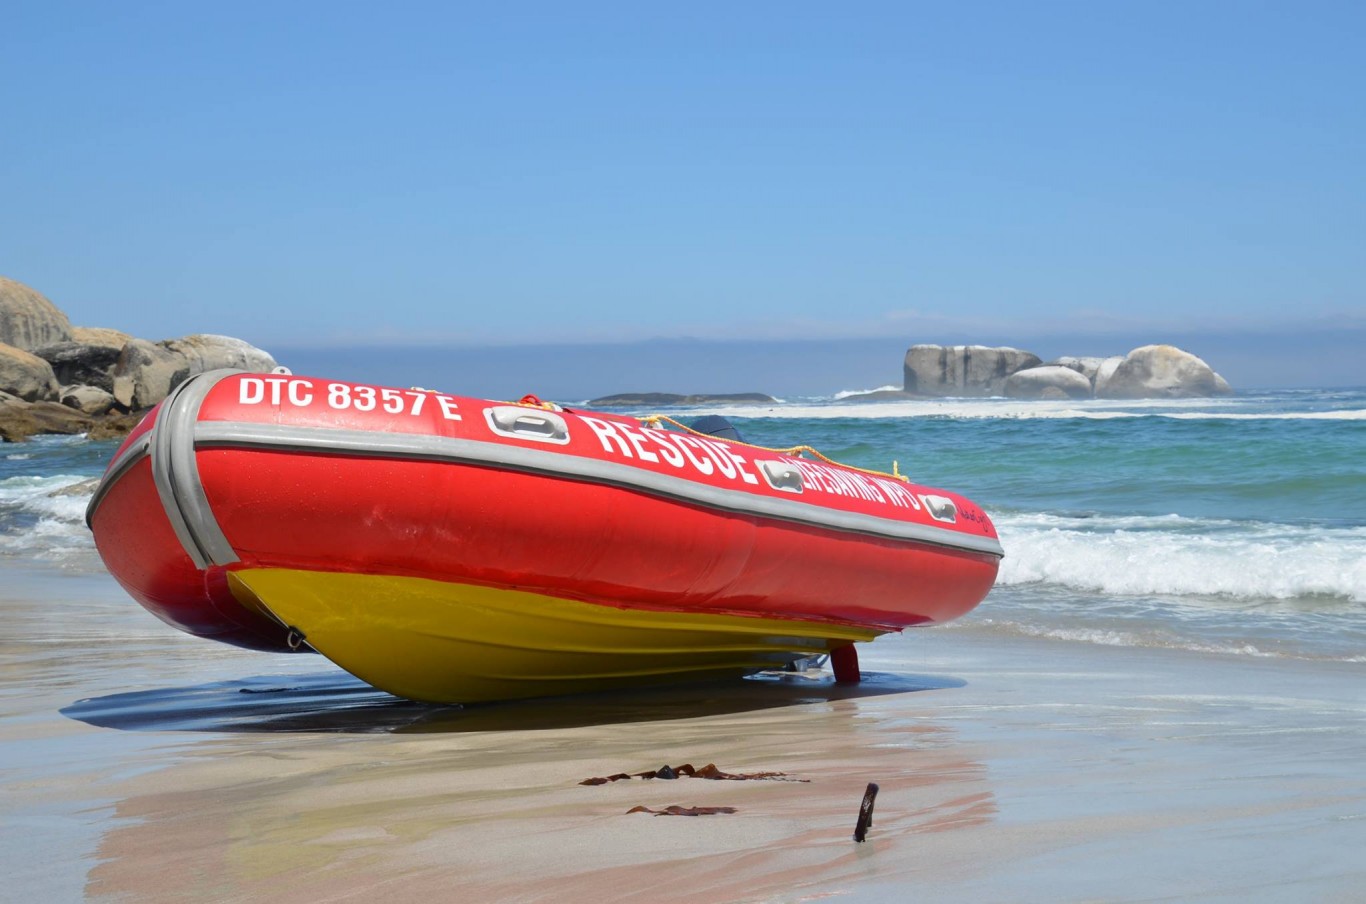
<box><xmin>670</xmin><ymin>433</ymin><xmax>715</xmax><ymax>475</ymax></box>
<box><xmin>643</xmin><ymin>428</ymin><xmax>686</xmax><ymax>468</ymax></box>
<box><xmin>577</xmin><ymin>417</ymin><xmax>801</xmax><ymax>493</ymax></box>
<box><xmin>238</xmin><ymin>376</ymin><xmax>314</xmax><ymax>407</ymax></box>
<box><xmin>614</xmin><ymin>421</ymin><xmax>660</xmax><ymax>463</ymax></box>
<box><xmin>237</xmin><ymin>377</ymin><xmax>460</xmax><ymax>420</ymax></box>
<box><xmin>792</xmin><ymin>460</ymin><xmax>922</xmax><ymax>509</ymax></box>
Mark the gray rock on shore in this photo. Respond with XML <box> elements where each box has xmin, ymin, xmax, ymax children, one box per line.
<box><xmin>2</xmin><ymin>275</ymin><xmax>279</xmax><ymax>442</ymax></box>
<box><xmin>60</xmin><ymin>385</ymin><xmax>118</xmax><ymax>416</ymax></box>
<box><xmin>0</xmin><ymin>344</ymin><xmax>60</xmax><ymax>402</ymax></box>
<box><xmin>111</xmin><ymin>334</ymin><xmax>277</xmax><ymax>410</ymax></box>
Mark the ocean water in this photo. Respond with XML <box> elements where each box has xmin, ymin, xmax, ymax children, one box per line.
<box><xmin>3</xmin><ymin>386</ymin><xmax>1363</xmax><ymax>669</ymax></box>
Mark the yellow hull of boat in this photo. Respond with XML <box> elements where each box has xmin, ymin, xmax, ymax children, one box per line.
<box><xmin>229</xmin><ymin>568</ymin><xmax>880</xmax><ymax>704</ymax></box>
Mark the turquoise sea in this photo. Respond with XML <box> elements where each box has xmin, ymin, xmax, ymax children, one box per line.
<box><xmin>3</xmin><ymin>382</ymin><xmax>1362</xmax><ymax>669</ymax></box>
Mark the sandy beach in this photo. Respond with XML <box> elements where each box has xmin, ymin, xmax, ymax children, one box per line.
<box><xmin>1</xmin><ymin>563</ymin><xmax>1361</xmax><ymax>903</ymax></box>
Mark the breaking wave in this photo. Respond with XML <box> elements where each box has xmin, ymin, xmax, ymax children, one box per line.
<box><xmin>995</xmin><ymin>511</ymin><xmax>1366</xmax><ymax>605</ymax></box>
<box><xmin>0</xmin><ymin>474</ymin><xmax>99</xmax><ymax>566</ymax></box>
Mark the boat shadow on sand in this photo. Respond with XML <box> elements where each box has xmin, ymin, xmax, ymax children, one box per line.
<box><xmin>62</xmin><ymin>670</ymin><xmax>964</xmax><ymax>735</ymax></box>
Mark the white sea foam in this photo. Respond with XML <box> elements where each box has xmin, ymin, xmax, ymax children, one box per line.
<box><xmin>0</xmin><ymin>475</ymin><xmax>97</xmax><ymax>561</ymax></box>
<box><xmin>830</xmin><ymin>385</ymin><xmax>902</xmax><ymax>401</ymax></box>
<box><xmin>995</xmin><ymin>511</ymin><xmax>1366</xmax><ymax>604</ymax></box>
<box><xmin>953</xmin><ymin>617</ymin><xmax>1366</xmax><ymax>662</ymax></box>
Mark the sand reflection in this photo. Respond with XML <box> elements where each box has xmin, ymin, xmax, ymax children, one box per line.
<box><xmin>75</xmin><ymin>672</ymin><xmax>995</xmax><ymax>901</ymax></box>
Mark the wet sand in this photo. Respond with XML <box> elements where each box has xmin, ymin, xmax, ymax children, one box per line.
<box><xmin>3</xmin><ymin>565</ymin><xmax>1365</xmax><ymax>902</ymax></box>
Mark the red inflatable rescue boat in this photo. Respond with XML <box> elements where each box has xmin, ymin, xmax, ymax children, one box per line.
<box><xmin>87</xmin><ymin>370</ymin><xmax>1003</xmax><ymax>703</ymax></box>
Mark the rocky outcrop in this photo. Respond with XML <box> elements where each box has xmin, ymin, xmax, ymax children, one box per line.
<box><xmin>112</xmin><ymin>334</ymin><xmax>278</xmax><ymax>410</ymax></box>
<box><xmin>894</xmin><ymin>343</ymin><xmax>1231</xmax><ymax>401</ymax></box>
<box><xmin>0</xmin><ymin>344</ymin><xmax>60</xmax><ymax>402</ymax></box>
<box><xmin>2</xmin><ymin>275</ymin><xmax>279</xmax><ymax>441</ymax></box>
<box><xmin>0</xmin><ymin>393</ymin><xmax>142</xmax><ymax>442</ymax></box>
<box><xmin>1096</xmin><ymin>345</ymin><xmax>1232</xmax><ymax>399</ymax></box>
<box><xmin>903</xmin><ymin>345</ymin><xmax>1042</xmax><ymax>397</ymax></box>
<box><xmin>0</xmin><ymin>276</ymin><xmax>73</xmax><ymax>351</ymax></box>
<box><xmin>1003</xmin><ymin>365</ymin><xmax>1094</xmax><ymax>400</ymax></box>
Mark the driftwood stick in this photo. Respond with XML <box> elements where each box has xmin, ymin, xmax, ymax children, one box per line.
<box><xmin>853</xmin><ymin>782</ymin><xmax>879</xmax><ymax>842</ymax></box>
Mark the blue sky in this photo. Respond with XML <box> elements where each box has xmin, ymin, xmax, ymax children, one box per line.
<box><xmin>4</xmin><ymin>2</ymin><xmax>1363</xmax><ymax>380</ymax></box>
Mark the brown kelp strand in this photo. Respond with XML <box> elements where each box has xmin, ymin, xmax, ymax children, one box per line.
<box><xmin>579</xmin><ymin>763</ymin><xmax>807</xmax><ymax>785</ymax></box>
<box><xmin>626</xmin><ymin>805</ymin><xmax>738</xmax><ymax>817</ymax></box>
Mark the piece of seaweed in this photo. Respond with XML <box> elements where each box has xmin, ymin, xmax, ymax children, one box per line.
<box><xmin>626</xmin><ymin>805</ymin><xmax>738</xmax><ymax>817</ymax></box>
<box><xmin>579</xmin><ymin>763</ymin><xmax>806</xmax><ymax>785</ymax></box>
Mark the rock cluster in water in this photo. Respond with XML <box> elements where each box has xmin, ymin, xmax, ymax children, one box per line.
<box><xmin>1</xmin><ymin>275</ymin><xmax>277</xmax><ymax>441</ymax></box>
<box><xmin>893</xmin><ymin>344</ymin><xmax>1232</xmax><ymax>400</ymax></box>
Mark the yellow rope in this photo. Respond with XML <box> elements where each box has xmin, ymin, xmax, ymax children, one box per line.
<box><xmin>639</xmin><ymin>414</ymin><xmax>910</xmax><ymax>483</ymax></box>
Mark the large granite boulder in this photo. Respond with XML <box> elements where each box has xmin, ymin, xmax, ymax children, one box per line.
<box><xmin>113</xmin><ymin>333</ymin><xmax>278</xmax><ymax>409</ymax></box>
<box><xmin>0</xmin><ymin>276</ymin><xmax>73</xmax><ymax>351</ymax></box>
<box><xmin>0</xmin><ymin>343</ymin><xmax>61</xmax><ymax>402</ymax></box>
<box><xmin>1003</xmin><ymin>365</ymin><xmax>1094</xmax><ymax>400</ymax></box>
<box><xmin>167</xmin><ymin>333</ymin><xmax>277</xmax><ymax>376</ymax></box>
<box><xmin>903</xmin><ymin>345</ymin><xmax>1042</xmax><ymax>396</ymax></box>
<box><xmin>60</xmin><ymin>384</ymin><xmax>118</xmax><ymax>416</ymax></box>
<box><xmin>1096</xmin><ymin>345</ymin><xmax>1232</xmax><ymax>399</ymax></box>
<box><xmin>112</xmin><ymin>339</ymin><xmax>184</xmax><ymax>409</ymax></box>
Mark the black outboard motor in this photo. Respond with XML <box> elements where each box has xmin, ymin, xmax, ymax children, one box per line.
<box><xmin>690</xmin><ymin>415</ymin><xmax>745</xmax><ymax>443</ymax></box>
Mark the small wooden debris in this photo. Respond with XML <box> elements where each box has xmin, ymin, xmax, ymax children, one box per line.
<box><xmin>853</xmin><ymin>782</ymin><xmax>879</xmax><ymax>842</ymax></box>
<box><xmin>626</xmin><ymin>805</ymin><xmax>738</xmax><ymax>817</ymax></box>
